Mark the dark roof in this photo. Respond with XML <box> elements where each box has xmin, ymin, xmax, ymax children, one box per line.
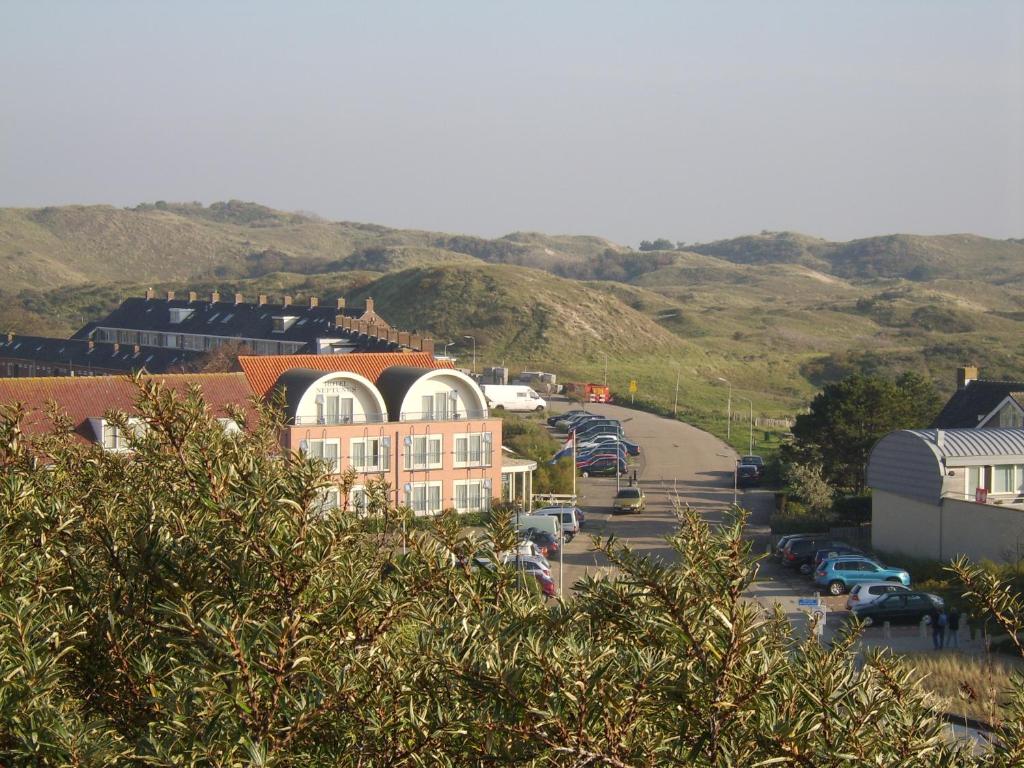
<box><xmin>270</xmin><ymin>368</ymin><xmax>327</xmax><ymax>423</ymax></box>
<box><xmin>71</xmin><ymin>297</ymin><xmax>362</xmax><ymax>345</ymax></box>
<box><xmin>0</xmin><ymin>335</ymin><xmax>202</xmax><ymax>374</ymax></box>
<box><xmin>931</xmin><ymin>379</ymin><xmax>1024</xmax><ymax>428</ymax></box>
<box><xmin>375</xmin><ymin>366</ymin><xmax>437</xmax><ymax>420</ymax></box>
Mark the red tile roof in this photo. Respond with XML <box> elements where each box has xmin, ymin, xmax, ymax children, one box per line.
<box><xmin>0</xmin><ymin>372</ymin><xmax>255</xmax><ymax>443</ymax></box>
<box><xmin>239</xmin><ymin>353</ymin><xmax>453</xmax><ymax>398</ymax></box>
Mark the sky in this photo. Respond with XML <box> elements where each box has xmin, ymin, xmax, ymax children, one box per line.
<box><xmin>1</xmin><ymin>1</ymin><xmax>1022</xmax><ymax>246</ymax></box>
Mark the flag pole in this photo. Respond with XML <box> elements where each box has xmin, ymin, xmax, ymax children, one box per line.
<box><xmin>572</xmin><ymin>430</ymin><xmax>576</xmax><ymax>501</ymax></box>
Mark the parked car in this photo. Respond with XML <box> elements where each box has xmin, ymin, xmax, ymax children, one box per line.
<box><xmin>535</xmin><ymin>506</ymin><xmax>582</xmax><ymax>540</ymax></box>
<box><xmin>807</xmin><ymin>545</ymin><xmax>865</xmax><ymax>576</ymax></box>
<box><xmin>850</xmin><ymin>591</ymin><xmax>944</xmax><ymax>626</ymax></box>
<box><xmin>519</xmin><ymin>528</ymin><xmax>559</xmax><ymax>557</ymax></box>
<box><xmin>779</xmin><ymin>538</ymin><xmax>846</xmax><ymax>570</ymax></box>
<box><xmin>773</xmin><ymin>533</ymin><xmax>828</xmax><ymax>561</ymax></box>
<box><xmin>548</xmin><ymin>409</ymin><xmax>588</xmax><ymax>428</ymax></box>
<box><xmin>578</xmin><ymin>456</ymin><xmax>626</xmax><ymax>477</ymax></box>
<box><xmin>736</xmin><ymin>464</ymin><xmax>760</xmax><ymax>488</ymax></box>
<box><xmin>740</xmin><ymin>455</ymin><xmax>765</xmax><ymax>479</ymax></box>
<box><xmin>580</xmin><ymin>434</ymin><xmax>641</xmax><ymax>456</ymax></box>
<box><xmin>574</xmin><ymin>424</ymin><xmax>625</xmax><ymax>442</ymax></box>
<box><xmin>556</xmin><ymin>413</ymin><xmax>602</xmax><ymax>431</ymax></box>
<box><xmin>845</xmin><ymin>582</ymin><xmax>910</xmax><ymax>611</ymax></box>
<box><xmin>814</xmin><ymin>556</ymin><xmax>911</xmax><ymax>595</ymax></box>
<box><xmin>612</xmin><ymin>487</ymin><xmax>646</xmax><ymax>513</ymax></box>
<box><xmin>534</xmin><ymin>571</ymin><xmax>557</xmax><ymax>599</ymax></box>
<box><xmin>570</xmin><ymin>418</ymin><xmax>621</xmax><ymax>436</ymax></box>
<box><xmin>481</xmin><ymin>384</ymin><xmax>546</xmax><ymax>412</ymax></box>
<box><xmin>500</xmin><ymin>553</ymin><xmax>552</xmax><ymax>577</ymax></box>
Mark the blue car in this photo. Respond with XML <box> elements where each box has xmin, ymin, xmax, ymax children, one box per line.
<box><xmin>580</xmin><ymin>435</ymin><xmax>640</xmax><ymax>456</ymax></box>
<box><xmin>814</xmin><ymin>556</ymin><xmax>911</xmax><ymax>596</ymax></box>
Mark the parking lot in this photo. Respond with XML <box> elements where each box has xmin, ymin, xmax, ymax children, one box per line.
<box><xmin>543</xmin><ymin>399</ymin><xmax>986</xmax><ymax>650</ymax></box>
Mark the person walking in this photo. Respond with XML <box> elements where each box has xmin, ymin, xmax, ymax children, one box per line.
<box><xmin>947</xmin><ymin>607</ymin><xmax>960</xmax><ymax>649</ymax></box>
<box><xmin>929</xmin><ymin>606</ymin><xmax>943</xmax><ymax>650</ymax></box>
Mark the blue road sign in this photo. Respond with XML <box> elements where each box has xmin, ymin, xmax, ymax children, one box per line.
<box><xmin>798</xmin><ymin>598</ymin><xmax>819</xmax><ymax>607</ymax></box>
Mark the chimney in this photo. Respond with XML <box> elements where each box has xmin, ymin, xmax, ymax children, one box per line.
<box><xmin>335</xmin><ymin>314</ymin><xmax>346</xmax><ymax>328</ymax></box>
<box><xmin>421</xmin><ymin>338</ymin><xmax>435</xmax><ymax>355</ymax></box>
<box><xmin>957</xmin><ymin>366</ymin><xmax>979</xmax><ymax>391</ymax></box>
<box><xmin>336</xmin><ymin>297</ymin><xmax>346</xmax><ymax>310</ymax></box>
<box><xmin>145</xmin><ymin>287</ymin><xmax>155</xmax><ymax>300</ymax></box>
<box><xmin>6</xmin><ymin>332</ymin><xmax>13</xmax><ymax>343</ymax></box>
<box><xmin>133</xmin><ymin>344</ymin><xmax>140</xmax><ymax>355</ymax></box>
<box><xmin>398</xmin><ymin>331</ymin><xmax>411</xmax><ymax>347</ymax></box>
<box><xmin>936</xmin><ymin>429</ymin><xmax>945</xmax><ymax>450</ymax></box>
<box><xmin>283</xmin><ymin>295</ymin><xmax>292</xmax><ymax>307</ymax></box>
<box><xmin>309</xmin><ymin>296</ymin><xmax>319</xmax><ymax>308</ymax></box>
<box><xmin>211</xmin><ymin>291</ymin><xmax>221</xmax><ymax>303</ymax></box>
<box><xmin>188</xmin><ymin>291</ymin><xmax>198</xmax><ymax>303</ymax></box>
<box><xmin>87</xmin><ymin>339</ymin><xmax>94</xmax><ymax>351</ymax></box>
<box><xmin>410</xmin><ymin>334</ymin><xmax>422</xmax><ymax>350</ymax></box>
<box><xmin>166</xmin><ymin>290</ymin><xmax>175</xmax><ymax>301</ymax></box>
<box><xmin>258</xmin><ymin>293</ymin><xmax>268</xmax><ymax>306</ymax></box>
<box><xmin>365</xmin><ymin>297</ymin><xmax>374</xmax><ymax>315</ymax></box>
<box><xmin>234</xmin><ymin>292</ymin><xmax>244</xmax><ymax>304</ymax></box>
<box><xmin>112</xmin><ymin>342</ymin><xmax>120</xmax><ymax>354</ymax></box>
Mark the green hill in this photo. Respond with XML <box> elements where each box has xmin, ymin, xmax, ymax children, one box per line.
<box><xmin>2</xmin><ymin>200</ymin><xmax>1024</xmax><ymax>440</ymax></box>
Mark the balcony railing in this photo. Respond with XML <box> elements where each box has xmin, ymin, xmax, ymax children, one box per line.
<box><xmin>398</xmin><ymin>409</ymin><xmax>489</xmax><ymax>422</ymax></box>
<box><xmin>293</xmin><ymin>413</ymin><xmax>387</xmax><ymax>426</ymax></box>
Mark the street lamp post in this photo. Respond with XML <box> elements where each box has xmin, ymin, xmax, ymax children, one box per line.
<box><xmin>673</xmin><ymin>369</ymin><xmax>681</xmax><ymax>417</ymax></box>
<box><xmin>602</xmin><ymin>352</ymin><xmax>609</xmax><ymax>386</ymax></box>
<box><xmin>443</xmin><ymin>340</ymin><xmax>454</xmax><ymax>358</ymax></box>
<box><xmin>463</xmin><ymin>335</ymin><xmax>477</xmax><ymax>374</ymax></box>
<box><xmin>736</xmin><ymin>396</ymin><xmax>754</xmax><ymax>456</ymax></box>
<box><xmin>716</xmin><ymin>377</ymin><xmax>732</xmax><ymax>442</ymax></box>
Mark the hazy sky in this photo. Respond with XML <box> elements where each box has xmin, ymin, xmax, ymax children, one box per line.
<box><xmin>2</xmin><ymin>1</ymin><xmax>1022</xmax><ymax>245</ymax></box>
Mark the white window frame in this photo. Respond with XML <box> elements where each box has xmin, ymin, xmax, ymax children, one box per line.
<box><xmin>405</xmin><ymin>435</ymin><xmax>443</xmax><ymax>471</ymax></box>
<box><xmin>350</xmin><ymin>436</ymin><xmax>391</xmax><ymax>473</ymax></box>
<box><xmin>305</xmin><ymin>438</ymin><xmax>340</xmax><ymax>473</ymax></box>
<box><xmin>100</xmin><ymin>417</ymin><xmax>146</xmax><ymax>452</ymax></box>
<box><xmin>453</xmin><ymin>432</ymin><xmax>493</xmax><ymax>468</ymax></box>
<box><xmin>348</xmin><ymin>485</ymin><xmax>369</xmax><ymax>516</ymax></box>
<box><xmin>993</xmin><ymin>464</ymin><xmax>1018</xmax><ymax>495</ymax></box>
<box><xmin>453</xmin><ymin>479</ymin><xmax>488</xmax><ymax>513</ymax></box>
<box><xmin>317</xmin><ymin>487</ymin><xmax>340</xmax><ymax>515</ymax></box>
<box><xmin>406</xmin><ymin>481</ymin><xmax>443</xmax><ymax>516</ymax></box>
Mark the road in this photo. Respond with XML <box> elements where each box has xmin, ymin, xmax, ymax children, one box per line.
<box><xmin>545</xmin><ymin>398</ymin><xmax>776</xmax><ymax>593</ymax></box>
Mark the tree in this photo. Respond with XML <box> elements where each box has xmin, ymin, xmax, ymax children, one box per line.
<box><xmin>638</xmin><ymin>238</ymin><xmax>674</xmax><ymax>251</ymax></box>
<box><xmin>787</xmin><ymin>373</ymin><xmax>941</xmax><ymax>493</ymax></box>
<box><xmin>0</xmin><ymin>380</ymin><xmax>1020</xmax><ymax>765</ymax></box>
<box><xmin>173</xmin><ymin>340</ymin><xmax>252</xmax><ymax>373</ymax></box>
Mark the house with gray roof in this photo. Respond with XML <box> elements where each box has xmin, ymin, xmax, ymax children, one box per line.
<box><xmin>867</xmin><ymin>428</ymin><xmax>1024</xmax><ymax>563</ymax></box>
<box><xmin>931</xmin><ymin>366</ymin><xmax>1024</xmax><ymax>429</ymax></box>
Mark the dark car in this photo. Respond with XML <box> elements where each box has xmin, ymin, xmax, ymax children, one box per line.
<box><xmin>548</xmin><ymin>409</ymin><xmax>588</xmax><ymax>427</ymax></box>
<box><xmin>780</xmin><ymin>538</ymin><xmax>846</xmax><ymax>570</ymax></box>
<box><xmin>578</xmin><ymin>456</ymin><xmax>626</xmax><ymax>477</ymax></box>
<box><xmin>736</xmin><ymin>464</ymin><xmax>760</xmax><ymax>488</ymax></box>
<box><xmin>740</xmin><ymin>455</ymin><xmax>765</xmax><ymax>479</ymax></box>
<box><xmin>850</xmin><ymin>591</ymin><xmax>944</xmax><ymax>626</ymax></box>
<box><xmin>574</xmin><ymin>423</ymin><xmax>625</xmax><ymax>442</ymax></box>
<box><xmin>570</xmin><ymin>418</ymin><xmax>621</xmax><ymax>436</ymax></box>
<box><xmin>773</xmin><ymin>533</ymin><xmax>828</xmax><ymax>561</ymax></box>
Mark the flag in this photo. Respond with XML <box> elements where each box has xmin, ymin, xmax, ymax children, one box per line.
<box><xmin>549</xmin><ymin>435</ymin><xmax>574</xmax><ymax>463</ymax></box>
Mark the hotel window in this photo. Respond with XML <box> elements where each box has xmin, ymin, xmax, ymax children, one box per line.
<box><xmin>454</xmin><ymin>432</ymin><xmax>492</xmax><ymax>467</ymax></box>
<box><xmin>405</xmin><ymin>435</ymin><xmax>443</xmax><ymax>470</ymax></box>
<box><xmin>454</xmin><ymin>480</ymin><xmax>487</xmax><ymax>513</ymax></box>
<box><xmin>318</xmin><ymin>395</ymin><xmax>354</xmax><ymax>424</ymax></box>
<box><xmin>993</xmin><ymin>465</ymin><xmax>1018</xmax><ymax>495</ymax></box>
<box><xmin>101</xmin><ymin>422</ymin><xmax>122</xmax><ymax>451</ymax></box>
<box><xmin>967</xmin><ymin>466</ymin><xmax>989</xmax><ymax>495</ymax></box>
<box><xmin>350</xmin><ymin>436</ymin><xmax>391</xmax><ymax>473</ymax></box>
<box><xmin>317</xmin><ymin>488</ymin><xmax>340</xmax><ymax>515</ymax></box>
<box><xmin>406</xmin><ymin>482</ymin><xmax>443</xmax><ymax>515</ymax></box>
<box><xmin>305</xmin><ymin>439</ymin><xmax>340</xmax><ymax>472</ymax></box>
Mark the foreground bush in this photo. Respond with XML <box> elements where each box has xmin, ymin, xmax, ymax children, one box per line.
<box><xmin>0</xmin><ymin>382</ymin><xmax>1022</xmax><ymax>765</ymax></box>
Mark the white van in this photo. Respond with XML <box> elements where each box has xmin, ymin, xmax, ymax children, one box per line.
<box><xmin>481</xmin><ymin>384</ymin><xmax>547</xmax><ymax>412</ymax></box>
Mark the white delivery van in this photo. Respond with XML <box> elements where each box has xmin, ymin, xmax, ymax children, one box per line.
<box><xmin>480</xmin><ymin>384</ymin><xmax>547</xmax><ymax>412</ymax></box>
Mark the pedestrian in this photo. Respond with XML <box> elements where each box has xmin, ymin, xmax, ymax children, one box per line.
<box><xmin>929</xmin><ymin>606</ymin><xmax>943</xmax><ymax>650</ymax></box>
<box><xmin>947</xmin><ymin>606</ymin><xmax>960</xmax><ymax>649</ymax></box>
<box><xmin>936</xmin><ymin>607</ymin><xmax>948</xmax><ymax>649</ymax></box>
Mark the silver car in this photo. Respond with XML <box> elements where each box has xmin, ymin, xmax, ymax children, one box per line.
<box><xmin>845</xmin><ymin>581</ymin><xmax>910</xmax><ymax>611</ymax></box>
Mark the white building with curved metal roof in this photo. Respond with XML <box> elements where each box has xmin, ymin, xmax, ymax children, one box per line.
<box><xmin>868</xmin><ymin>428</ymin><xmax>1024</xmax><ymax>563</ymax></box>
